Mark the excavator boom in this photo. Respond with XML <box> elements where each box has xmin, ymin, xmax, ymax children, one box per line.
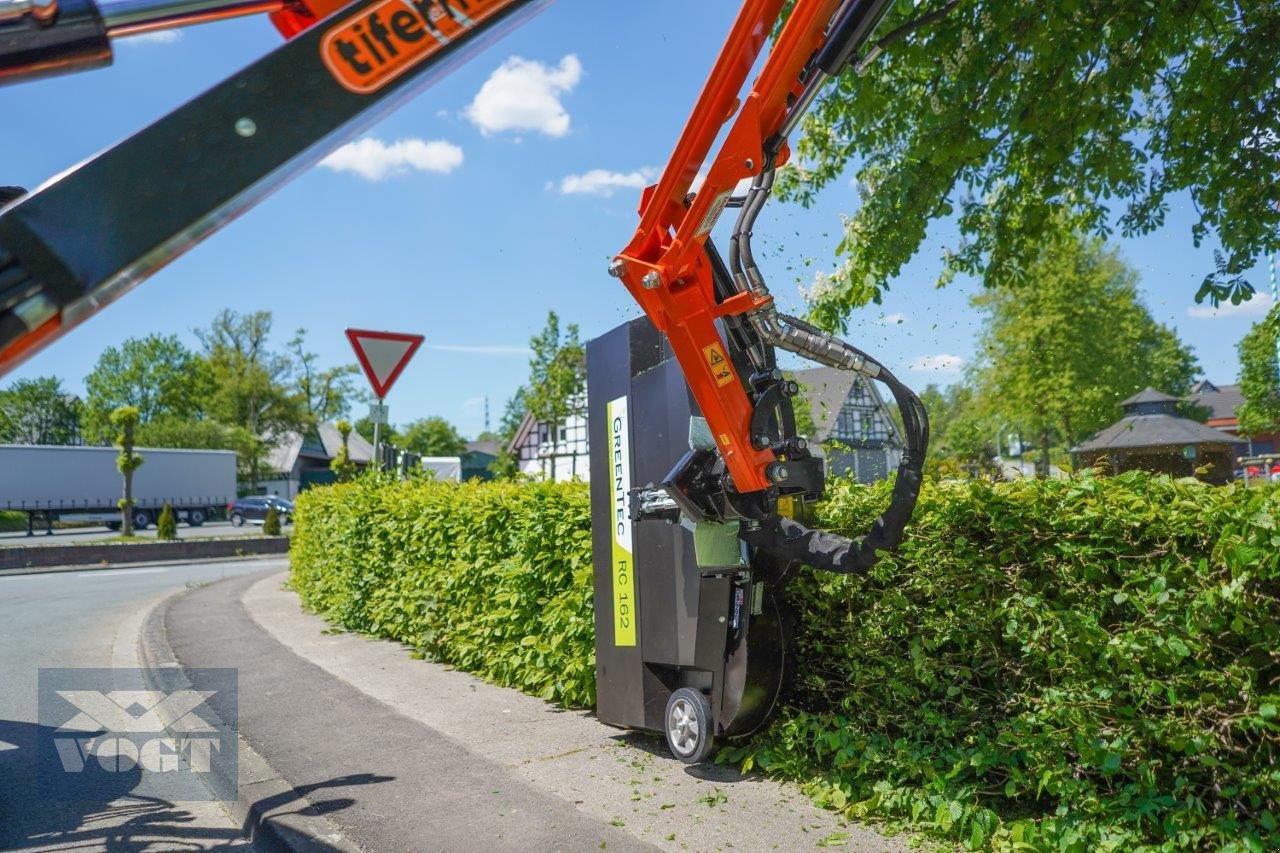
<box><xmin>0</xmin><ymin>0</ymin><xmax>928</xmax><ymax>574</ymax></box>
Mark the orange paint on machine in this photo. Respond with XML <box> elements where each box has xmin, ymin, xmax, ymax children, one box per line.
<box><xmin>320</xmin><ymin>0</ymin><xmax>514</xmax><ymax>94</ymax></box>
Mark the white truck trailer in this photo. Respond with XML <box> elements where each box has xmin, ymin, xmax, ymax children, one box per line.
<box><xmin>0</xmin><ymin>444</ymin><xmax>237</xmax><ymax>535</ymax></box>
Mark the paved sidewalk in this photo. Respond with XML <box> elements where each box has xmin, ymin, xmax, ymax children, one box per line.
<box><xmin>151</xmin><ymin>568</ymin><xmax>909</xmax><ymax>851</ymax></box>
<box><xmin>237</xmin><ymin>571</ymin><xmax>906</xmax><ymax>852</ymax></box>
<box><xmin>165</xmin><ymin>572</ymin><xmax>647</xmax><ymax>851</ymax></box>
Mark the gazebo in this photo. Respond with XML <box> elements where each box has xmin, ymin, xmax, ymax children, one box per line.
<box><xmin>1071</xmin><ymin>388</ymin><xmax>1240</xmax><ymax>484</ymax></box>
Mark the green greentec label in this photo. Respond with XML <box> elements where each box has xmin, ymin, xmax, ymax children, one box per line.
<box><xmin>607</xmin><ymin>395</ymin><xmax>636</xmax><ymax>646</ymax></box>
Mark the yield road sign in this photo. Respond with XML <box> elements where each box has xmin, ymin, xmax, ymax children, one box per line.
<box><xmin>345</xmin><ymin>329</ymin><xmax>424</xmax><ymax>399</ymax></box>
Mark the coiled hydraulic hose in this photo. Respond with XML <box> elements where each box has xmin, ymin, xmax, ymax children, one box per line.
<box><xmin>730</xmin><ymin>164</ymin><xmax>929</xmax><ymax>574</ymax></box>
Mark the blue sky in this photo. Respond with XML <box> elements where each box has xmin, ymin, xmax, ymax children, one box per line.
<box><xmin>2</xmin><ymin>0</ymin><xmax>1273</xmax><ymax>438</ymax></box>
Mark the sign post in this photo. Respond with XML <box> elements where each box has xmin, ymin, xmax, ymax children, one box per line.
<box><xmin>345</xmin><ymin>329</ymin><xmax>424</xmax><ymax>468</ymax></box>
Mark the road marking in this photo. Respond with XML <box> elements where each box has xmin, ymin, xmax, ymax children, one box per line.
<box><xmin>0</xmin><ymin>739</ymin><xmax>17</xmax><ymax>751</ymax></box>
<box><xmin>73</xmin><ymin>568</ymin><xmax>168</xmax><ymax>579</ymax></box>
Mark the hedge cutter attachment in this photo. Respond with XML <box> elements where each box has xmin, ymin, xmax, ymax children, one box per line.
<box><xmin>0</xmin><ymin>0</ymin><xmax>930</xmax><ymax>762</ymax></box>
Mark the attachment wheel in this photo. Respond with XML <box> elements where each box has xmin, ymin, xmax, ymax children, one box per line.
<box><xmin>664</xmin><ymin>687</ymin><xmax>715</xmax><ymax>764</ymax></box>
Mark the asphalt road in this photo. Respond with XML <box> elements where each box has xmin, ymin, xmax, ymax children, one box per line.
<box><xmin>0</xmin><ymin>558</ymin><xmax>280</xmax><ymax>851</ymax></box>
<box><xmin>0</xmin><ymin>520</ymin><xmax>289</xmax><ymax>548</ymax></box>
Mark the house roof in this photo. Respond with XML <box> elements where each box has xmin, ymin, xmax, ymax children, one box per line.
<box><xmin>790</xmin><ymin>366</ymin><xmax>904</xmax><ymax>446</ymax></box>
<box><xmin>1191</xmin><ymin>382</ymin><xmax>1245</xmax><ymax>422</ymax></box>
<box><xmin>265</xmin><ymin>422</ymin><xmax>374</xmax><ymax>474</ymax></box>
<box><xmin>1072</xmin><ymin>413</ymin><xmax>1240</xmax><ymax>453</ymax></box>
<box><xmin>1122</xmin><ymin>387</ymin><xmax>1177</xmax><ymax>407</ymax></box>
<box><xmin>466</xmin><ymin>439</ymin><xmax>502</xmax><ymax>457</ymax></box>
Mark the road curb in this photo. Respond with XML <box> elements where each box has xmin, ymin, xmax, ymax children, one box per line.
<box><xmin>137</xmin><ymin>578</ymin><xmax>360</xmax><ymax>853</ymax></box>
<box><xmin>0</xmin><ymin>552</ymin><xmax>289</xmax><ymax>578</ymax></box>
<box><xmin>0</xmin><ymin>535</ymin><xmax>289</xmax><ymax>571</ymax></box>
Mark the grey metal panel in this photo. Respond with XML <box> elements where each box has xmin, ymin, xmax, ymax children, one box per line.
<box><xmin>0</xmin><ymin>445</ymin><xmax>236</xmax><ymax>510</ymax></box>
<box><xmin>631</xmin><ymin>360</ymin><xmax>696</xmax><ymax>670</ymax></box>
<box><xmin>587</xmin><ymin>320</ymin><xmax>649</xmax><ymax>730</ymax></box>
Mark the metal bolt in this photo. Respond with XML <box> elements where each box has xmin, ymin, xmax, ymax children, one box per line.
<box><xmin>744</xmin><ymin>158</ymin><xmax>755</xmax><ymax>171</ymax></box>
<box><xmin>752</xmin><ymin>435</ymin><xmax>771</xmax><ymax>450</ymax></box>
<box><xmin>234</xmin><ymin>117</ymin><xmax>257</xmax><ymax>138</ymax></box>
<box><xmin>641</xmin><ymin>271</ymin><xmax>662</xmax><ymax>290</ymax></box>
<box><xmin>767</xmin><ymin>462</ymin><xmax>790</xmax><ymax>483</ymax></box>
<box><xmin>608</xmin><ymin>259</ymin><xmax>627</xmax><ymax>279</ymax></box>
<box><xmin>793</xmin><ymin>437</ymin><xmax>808</xmax><ymax>453</ymax></box>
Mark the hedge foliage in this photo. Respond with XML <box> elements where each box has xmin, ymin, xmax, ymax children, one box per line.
<box><xmin>290</xmin><ymin>472</ymin><xmax>1279</xmax><ymax>850</ymax></box>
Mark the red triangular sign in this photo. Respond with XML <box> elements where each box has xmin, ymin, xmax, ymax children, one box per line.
<box><xmin>345</xmin><ymin>328</ymin><xmax>424</xmax><ymax>399</ymax></box>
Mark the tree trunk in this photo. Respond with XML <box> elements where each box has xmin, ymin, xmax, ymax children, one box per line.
<box><xmin>121</xmin><ymin>420</ymin><xmax>135</xmax><ymax>536</ymax></box>
<box><xmin>1038</xmin><ymin>426</ymin><xmax>1051</xmax><ymax>479</ymax></box>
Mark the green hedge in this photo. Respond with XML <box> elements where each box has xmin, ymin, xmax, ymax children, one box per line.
<box><xmin>290</xmin><ymin>473</ymin><xmax>1279</xmax><ymax>850</ymax></box>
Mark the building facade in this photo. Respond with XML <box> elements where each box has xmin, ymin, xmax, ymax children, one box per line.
<box><xmin>791</xmin><ymin>366</ymin><xmax>905</xmax><ymax>483</ymax></box>
<box><xmin>1190</xmin><ymin>380</ymin><xmax>1277</xmax><ymax>455</ymax></box>
<box><xmin>259</xmin><ymin>422</ymin><xmax>374</xmax><ymax>497</ymax></box>
<box><xmin>506</xmin><ymin>399</ymin><xmax>589</xmax><ymax>482</ymax></box>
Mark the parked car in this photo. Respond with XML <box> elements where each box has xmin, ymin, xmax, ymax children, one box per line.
<box><xmin>228</xmin><ymin>496</ymin><xmax>294</xmax><ymax>527</ymax></box>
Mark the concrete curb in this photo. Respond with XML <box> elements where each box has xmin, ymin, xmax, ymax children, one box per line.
<box><xmin>0</xmin><ymin>535</ymin><xmax>289</xmax><ymax>571</ymax></box>
<box><xmin>0</xmin><ymin>552</ymin><xmax>289</xmax><ymax>578</ymax></box>
<box><xmin>137</xmin><ymin>580</ymin><xmax>360</xmax><ymax>853</ymax></box>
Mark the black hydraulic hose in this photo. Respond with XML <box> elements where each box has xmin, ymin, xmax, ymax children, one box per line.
<box><xmin>742</xmin><ymin>357</ymin><xmax>928</xmax><ymax>575</ymax></box>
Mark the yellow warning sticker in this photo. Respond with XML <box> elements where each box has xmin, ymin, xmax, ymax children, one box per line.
<box><xmin>703</xmin><ymin>342</ymin><xmax>734</xmax><ymax>387</ymax></box>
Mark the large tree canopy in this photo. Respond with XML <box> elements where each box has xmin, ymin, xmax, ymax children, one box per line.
<box><xmin>1236</xmin><ymin>304</ymin><xmax>1280</xmax><ymax>437</ymax></box>
<box><xmin>779</xmin><ymin>0</ymin><xmax>1279</xmax><ymax>329</ymax></box>
<box><xmin>969</xmin><ymin>233</ymin><xmax>1199</xmax><ymax>461</ymax></box>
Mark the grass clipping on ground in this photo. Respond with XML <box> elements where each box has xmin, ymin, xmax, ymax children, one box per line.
<box><xmin>290</xmin><ymin>472</ymin><xmax>1280</xmax><ymax>851</ymax></box>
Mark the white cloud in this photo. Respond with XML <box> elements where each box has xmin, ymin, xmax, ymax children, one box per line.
<box><xmin>879</xmin><ymin>312</ymin><xmax>907</xmax><ymax>326</ymax></box>
<box><xmin>465</xmin><ymin>54</ymin><xmax>582</xmax><ymax>137</ymax></box>
<box><xmin>118</xmin><ymin>29</ymin><xmax>182</xmax><ymax>46</ymax></box>
<box><xmin>908</xmin><ymin>353</ymin><xmax>965</xmax><ymax>374</ymax></box>
<box><xmin>422</xmin><ymin>343</ymin><xmax>530</xmax><ymax>356</ymax></box>
<box><xmin>320</xmin><ymin>137</ymin><xmax>463</xmax><ymax>181</ymax></box>
<box><xmin>1186</xmin><ymin>292</ymin><xmax>1275</xmax><ymax>319</ymax></box>
<box><xmin>558</xmin><ymin>167</ymin><xmax>656</xmax><ymax>197</ymax></box>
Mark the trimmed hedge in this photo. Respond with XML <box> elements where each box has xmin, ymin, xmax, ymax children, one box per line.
<box><xmin>290</xmin><ymin>473</ymin><xmax>1279</xmax><ymax>850</ymax></box>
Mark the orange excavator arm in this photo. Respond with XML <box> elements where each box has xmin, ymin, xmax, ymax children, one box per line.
<box><xmin>0</xmin><ymin>0</ymin><xmax>928</xmax><ymax>571</ymax></box>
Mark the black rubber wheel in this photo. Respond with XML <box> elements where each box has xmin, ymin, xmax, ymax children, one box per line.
<box><xmin>230</xmin><ymin>513</ymin><xmax>244</xmax><ymax>527</ymax></box>
<box><xmin>132</xmin><ymin>509</ymin><xmax>151</xmax><ymax>530</ymax></box>
<box><xmin>188</xmin><ymin>508</ymin><xmax>206</xmax><ymax>527</ymax></box>
<box><xmin>664</xmin><ymin>687</ymin><xmax>715</xmax><ymax>764</ymax></box>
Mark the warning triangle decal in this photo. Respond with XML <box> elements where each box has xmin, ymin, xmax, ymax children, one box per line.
<box><xmin>345</xmin><ymin>328</ymin><xmax>424</xmax><ymax>399</ymax></box>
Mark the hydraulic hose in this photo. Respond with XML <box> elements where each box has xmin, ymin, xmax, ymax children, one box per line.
<box><xmin>727</xmin><ymin>159</ymin><xmax>928</xmax><ymax>573</ymax></box>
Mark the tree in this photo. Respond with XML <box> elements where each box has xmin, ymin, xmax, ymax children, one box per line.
<box><xmin>262</xmin><ymin>505</ymin><xmax>281</xmax><ymax>536</ymax></box>
<box><xmin>400</xmin><ymin>416</ymin><xmax>467</xmax><ymax>457</ymax></box>
<box><xmin>331</xmin><ymin>419</ymin><xmax>358</xmax><ymax>483</ymax></box>
<box><xmin>134</xmin><ymin>416</ymin><xmax>260</xmax><ymax>482</ymax></box>
<box><xmin>968</xmin><ymin>234</ymin><xmax>1200</xmax><ymax>474</ymax></box>
<box><xmin>353</xmin><ymin>416</ymin><xmax>399</xmax><ymax>448</ymax></box>
<box><xmin>156</xmin><ymin>502</ymin><xmax>177</xmax><ymax>540</ymax></box>
<box><xmin>197</xmin><ymin>310</ymin><xmax>306</xmax><ymax>488</ymax></box>
<box><xmin>0</xmin><ymin>376</ymin><xmax>81</xmax><ymax>445</ymax></box>
<box><xmin>1237</xmin><ymin>305</ymin><xmax>1280</xmax><ymax>438</ymax></box>
<box><xmin>288</xmin><ymin>328</ymin><xmax>360</xmax><ymax>425</ymax></box>
<box><xmin>523</xmin><ymin>312</ymin><xmax>586</xmax><ymax>481</ymax></box>
<box><xmin>488</xmin><ymin>387</ymin><xmax>528</xmax><ymax>478</ymax></box>
<box><xmin>111</xmin><ymin>406</ymin><xmax>143</xmax><ymax>536</ymax></box>
<box><xmin>778</xmin><ymin>1</ymin><xmax>1280</xmax><ymax>330</ymax></box>
<box><xmin>83</xmin><ymin>334</ymin><xmax>211</xmax><ymax>442</ymax></box>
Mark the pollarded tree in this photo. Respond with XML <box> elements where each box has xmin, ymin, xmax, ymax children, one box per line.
<box><xmin>970</xmin><ymin>233</ymin><xmax>1199</xmax><ymax>473</ymax></box>
<box><xmin>1236</xmin><ymin>305</ymin><xmax>1280</xmax><ymax>439</ymax></box>
<box><xmin>110</xmin><ymin>406</ymin><xmax>144</xmax><ymax>536</ymax></box>
<box><xmin>779</xmin><ymin>0</ymin><xmax>1280</xmax><ymax>329</ymax></box>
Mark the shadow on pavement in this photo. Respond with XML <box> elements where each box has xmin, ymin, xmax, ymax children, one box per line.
<box><xmin>0</xmin><ymin>718</ymin><xmax>393</xmax><ymax>851</ymax></box>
